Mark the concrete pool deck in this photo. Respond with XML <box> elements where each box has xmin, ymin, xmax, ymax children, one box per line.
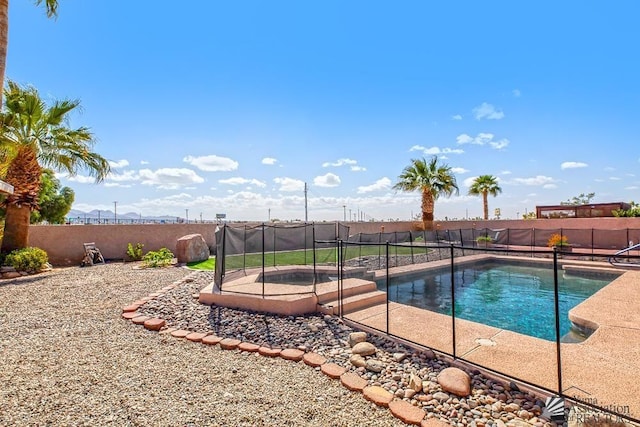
<box><xmin>199</xmin><ymin>255</ymin><xmax>640</xmax><ymax>419</ymax></box>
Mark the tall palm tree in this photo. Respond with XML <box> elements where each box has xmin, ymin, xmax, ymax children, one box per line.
<box><xmin>393</xmin><ymin>156</ymin><xmax>459</xmax><ymax>230</ymax></box>
<box><xmin>468</xmin><ymin>175</ymin><xmax>502</xmax><ymax>220</ymax></box>
<box><xmin>0</xmin><ymin>80</ymin><xmax>109</xmax><ymax>253</ymax></box>
<box><xmin>0</xmin><ymin>1</ymin><xmax>58</xmax><ymax>106</ymax></box>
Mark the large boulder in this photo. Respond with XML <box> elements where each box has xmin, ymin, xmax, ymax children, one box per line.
<box><xmin>176</xmin><ymin>234</ymin><xmax>210</xmax><ymax>263</ymax></box>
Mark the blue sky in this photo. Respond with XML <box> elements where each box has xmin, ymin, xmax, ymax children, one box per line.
<box><xmin>7</xmin><ymin>1</ymin><xmax>640</xmax><ymax>221</ymax></box>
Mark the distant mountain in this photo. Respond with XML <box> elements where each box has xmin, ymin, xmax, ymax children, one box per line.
<box><xmin>67</xmin><ymin>209</ymin><xmax>181</xmax><ymax>222</ymax></box>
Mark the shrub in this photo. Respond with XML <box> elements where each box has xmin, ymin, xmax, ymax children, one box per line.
<box><xmin>476</xmin><ymin>235</ymin><xmax>493</xmax><ymax>243</ymax></box>
<box><xmin>126</xmin><ymin>242</ymin><xmax>144</xmax><ymax>261</ymax></box>
<box><xmin>142</xmin><ymin>247</ymin><xmax>174</xmax><ymax>268</ymax></box>
<box><xmin>5</xmin><ymin>247</ymin><xmax>49</xmax><ymax>272</ymax></box>
<box><xmin>547</xmin><ymin>233</ymin><xmax>569</xmax><ymax>248</ymax></box>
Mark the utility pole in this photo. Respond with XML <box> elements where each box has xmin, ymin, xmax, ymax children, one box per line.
<box><xmin>113</xmin><ymin>201</ymin><xmax>118</xmax><ymax>224</ymax></box>
<box><xmin>304</xmin><ymin>182</ymin><xmax>308</xmax><ymax>222</ymax></box>
<box><xmin>268</xmin><ymin>208</ymin><xmax>271</xmax><ymax>222</ymax></box>
<box><xmin>185</xmin><ymin>209</ymin><xmax>189</xmax><ymax>223</ymax></box>
<box><xmin>343</xmin><ymin>205</ymin><xmax>346</xmax><ymax>222</ymax></box>
<box><xmin>200</xmin><ymin>212</ymin><xmax>203</xmax><ymax>223</ymax></box>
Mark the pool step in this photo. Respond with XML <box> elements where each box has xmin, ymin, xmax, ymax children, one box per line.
<box><xmin>316</xmin><ymin>278</ymin><xmax>379</xmax><ymax>305</ymax></box>
<box><xmin>316</xmin><ymin>278</ymin><xmax>386</xmax><ymax>315</ymax></box>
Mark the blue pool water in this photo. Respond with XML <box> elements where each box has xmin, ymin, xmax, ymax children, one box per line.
<box><xmin>377</xmin><ymin>262</ymin><xmax>619</xmax><ymax>341</ymax></box>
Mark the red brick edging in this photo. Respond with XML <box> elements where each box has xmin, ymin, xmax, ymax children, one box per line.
<box><xmin>121</xmin><ymin>277</ymin><xmax>448</xmax><ymax>427</ymax></box>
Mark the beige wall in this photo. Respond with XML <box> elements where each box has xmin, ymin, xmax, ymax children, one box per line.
<box><xmin>29</xmin><ymin>224</ymin><xmax>217</xmax><ymax>266</ymax></box>
<box><xmin>28</xmin><ymin>217</ymin><xmax>640</xmax><ymax>266</ymax></box>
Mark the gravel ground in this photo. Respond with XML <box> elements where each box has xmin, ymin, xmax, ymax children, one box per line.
<box><xmin>0</xmin><ymin>262</ymin><xmax>408</xmax><ymax>427</ymax></box>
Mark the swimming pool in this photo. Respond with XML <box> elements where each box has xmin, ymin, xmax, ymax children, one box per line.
<box><xmin>377</xmin><ymin>261</ymin><xmax>620</xmax><ymax>341</ymax></box>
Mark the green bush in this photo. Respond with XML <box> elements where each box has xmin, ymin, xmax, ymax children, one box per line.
<box><xmin>5</xmin><ymin>247</ymin><xmax>49</xmax><ymax>272</ymax></box>
<box><xmin>142</xmin><ymin>247</ymin><xmax>174</xmax><ymax>268</ymax></box>
<box><xmin>126</xmin><ymin>242</ymin><xmax>144</xmax><ymax>261</ymax></box>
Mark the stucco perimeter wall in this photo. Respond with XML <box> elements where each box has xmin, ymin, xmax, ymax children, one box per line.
<box><xmin>28</xmin><ymin>217</ymin><xmax>640</xmax><ymax>266</ymax></box>
<box><xmin>29</xmin><ymin>224</ymin><xmax>217</xmax><ymax>266</ymax></box>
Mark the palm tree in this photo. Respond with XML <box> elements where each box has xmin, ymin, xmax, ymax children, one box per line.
<box><xmin>0</xmin><ymin>1</ymin><xmax>58</xmax><ymax>106</ymax></box>
<box><xmin>468</xmin><ymin>175</ymin><xmax>502</xmax><ymax>220</ymax></box>
<box><xmin>393</xmin><ymin>156</ymin><xmax>459</xmax><ymax>230</ymax></box>
<box><xmin>0</xmin><ymin>80</ymin><xmax>109</xmax><ymax>253</ymax></box>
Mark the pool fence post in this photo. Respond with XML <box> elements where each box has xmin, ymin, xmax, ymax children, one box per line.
<box><xmin>553</xmin><ymin>247</ymin><xmax>563</xmax><ymax>395</ymax></box>
<box><xmin>262</xmin><ymin>223</ymin><xmax>265</xmax><ymax>299</ymax></box>
<box><xmin>338</xmin><ymin>240</ymin><xmax>343</xmax><ymax>318</ymax></box>
<box><xmin>386</xmin><ymin>241</ymin><xmax>390</xmax><ymax>335</ymax></box>
<box><xmin>378</xmin><ymin>232</ymin><xmax>382</xmax><ymax>270</ymax></box>
<box><xmin>273</xmin><ymin>224</ymin><xmax>277</xmax><ymax>267</ymax></box>
<box><xmin>312</xmin><ymin>225</ymin><xmax>317</xmax><ymax>294</ymax></box>
<box><xmin>450</xmin><ymin>244</ymin><xmax>457</xmax><ymax>359</ymax></box>
<box><xmin>220</xmin><ymin>224</ymin><xmax>227</xmax><ymax>292</ymax></box>
<box><xmin>531</xmin><ymin>228</ymin><xmax>535</xmax><ymax>255</ymax></box>
<box><xmin>243</xmin><ymin>225</ymin><xmax>247</xmax><ymax>271</ymax></box>
<box><xmin>409</xmin><ymin>232</ymin><xmax>414</xmax><ymax>264</ymax></box>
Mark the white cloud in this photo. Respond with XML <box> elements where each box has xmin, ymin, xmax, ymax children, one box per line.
<box><xmin>463</xmin><ymin>176</ymin><xmax>477</xmax><ymax>187</ymax></box>
<box><xmin>512</xmin><ymin>175</ymin><xmax>555</xmax><ymax>186</ymax></box>
<box><xmin>183</xmin><ymin>155</ymin><xmax>238</xmax><ymax>172</ymax></box>
<box><xmin>274</xmin><ymin>177</ymin><xmax>305</xmax><ymax>192</ymax></box>
<box><xmin>109</xmin><ymin>159</ymin><xmax>129</xmax><ymax>168</ymax></box>
<box><xmin>351</xmin><ymin>165</ymin><xmax>367</xmax><ymax>172</ymax></box>
<box><xmin>625</xmin><ymin>186</ymin><xmax>639</xmax><ymax>190</ymax></box>
<box><xmin>457</xmin><ymin>133</ymin><xmax>509</xmax><ymax>150</ymax></box>
<box><xmin>543</xmin><ymin>184</ymin><xmax>557</xmax><ymax>189</ymax></box>
<box><xmin>104</xmin><ymin>183</ymin><xmax>132</xmax><ymax>188</ymax></box>
<box><xmin>472</xmin><ymin>102</ymin><xmax>505</xmax><ymax>120</ymax></box>
<box><xmin>561</xmin><ymin>161</ymin><xmax>588</xmax><ymax>170</ymax></box>
<box><xmin>455</xmin><ymin>134</ymin><xmax>473</xmax><ymax>145</ymax></box>
<box><xmin>322</xmin><ymin>158</ymin><xmax>357</xmax><ymax>168</ymax></box>
<box><xmin>140</xmin><ymin>160</ymin><xmax>149</xmax><ymax>165</ymax></box>
<box><xmin>457</xmin><ymin>133</ymin><xmax>493</xmax><ymax>145</ymax></box>
<box><xmin>609</xmin><ymin>176</ymin><xmax>621</xmax><ymax>181</ymax></box>
<box><xmin>410</xmin><ymin>145</ymin><xmax>464</xmax><ymax>155</ymax></box>
<box><xmin>138</xmin><ymin>168</ymin><xmax>205</xmax><ymax>189</ymax></box>
<box><xmin>357</xmin><ymin>177</ymin><xmax>391</xmax><ymax>194</ymax></box>
<box><xmin>490</xmin><ymin>139</ymin><xmax>509</xmax><ymax>150</ymax></box>
<box><xmin>262</xmin><ymin>157</ymin><xmax>277</xmax><ymax>165</ymax></box>
<box><xmin>107</xmin><ymin>170</ymin><xmax>139</xmax><ymax>182</ymax></box>
<box><xmin>451</xmin><ymin>167</ymin><xmax>469</xmax><ymax>174</ymax></box>
<box><xmin>513</xmin><ymin>89</ymin><xmax>521</xmax><ymax>97</ymax></box>
<box><xmin>501</xmin><ymin>170</ymin><xmax>512</xmax><ymax>175</ymax></box>
<box><xmin>65</xmin><ymin>175</ymin><xmax>96</xmax><ymax>184</ymax></box>
<box><xmin>452</xmin><ymin>114</ymin><xmax>462</xmax><ymax>120</ymax></box>
<box><xmin>218</xmin><ymin>177</ymin><xmax>267</xmax><ymax>188</ymax></box>
<box><xmin>313</xmin><ymin>173</ymin><xmax>341</xmax><ymax>187</ymax></box>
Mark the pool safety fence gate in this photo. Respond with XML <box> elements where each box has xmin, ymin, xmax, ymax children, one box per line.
<box><xmin>337</xmin><ymin>241</ymin><xmax>638</xmax><ymax>424</ymax></box>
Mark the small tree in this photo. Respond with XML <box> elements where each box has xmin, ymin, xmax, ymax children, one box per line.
<box><xmin>0</xmin><ymin>81</ymin><xmax>110</xmax><ymax>253</ymax></box>
<box><xmin>560</xmin><ymin>192</ymin><xmax>595</xmax><ymax>206</ymax></box>
<box><xmin>468</xmin><ymin>175</ymin><xmax>502</xmax><ymax>220</ymax></box>
<box><xmin>30</xmin><ymin>169</ymin><xmax>74</xmax><ymax>224</ymax></box>
<box><xmin>393</xmin><ymin>156</ymin><xmax>459</xmax><ymax>230</ymax></box>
